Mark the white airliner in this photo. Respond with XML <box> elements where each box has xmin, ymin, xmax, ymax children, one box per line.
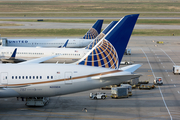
<box><xmin>0</xmin><ymin>21</ymin><xmax>118</xmax><ymax>63</ymax></box>
<box><xmin>0</xmin><ymin>14</ymin><xmax>141</xmax><ymax>99</ymax></box>
<box><xmin>0</xmin><ymin>20</ymin><xmax>103</xmax><ymax>48</ymax></box>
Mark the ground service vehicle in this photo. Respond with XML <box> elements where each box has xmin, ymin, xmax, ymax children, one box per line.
<box><xmin>157</xmin><ymin>41</ymin><xmax>164</xmax><ymax>44</ymax></box>
<box><xmin>139</xmin><ymin>83</ymin><xmax>155</xmax><ymax>90</ymax></box>
<box><xmin>121</xmin><ymin>84</ymin><xmax>132</xmax><ymax>96</ymax></box>
<box><xmin>26</xmin><ymin>97</ymin><xmax>49</xmax><ymax>106</ymax></box>
<box><xmin>111</xmin><ymin>87</ymin><xmax>128</xmax><ymax>98</ymax></box>
<box><xmin>120</xmin><ymin>61</ymin><xmax>132</xmax><ymax>65</ymax></box>
<box><xmin>173</xmin><ymin>66</ymin><xmax>180</xmax><ymax>75</ymax></box>
<box><xmin>128</xmin><ymin>77</ymin><xmax>139</xmax><ymax>85</ymax></box>
<box><xmin>154</xmin><ymin>77</ymin><xmax>163</xmax><ymax>85</ymax></box>
<box><xmin>124</xmin><ymin>48</ymin><xmax>131</xmax><ymax>55</ymax></box>
<box><xmin>90</xmin><ymin>92</ymin><xmax>107</xmax><ymax>100</ymax></box>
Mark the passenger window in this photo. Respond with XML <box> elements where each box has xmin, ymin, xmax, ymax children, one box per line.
<box><xmin>22</xmin><ymin>76</ymin><xmax>24</xmax><ymax>79</ymax></box>
<box><xmin>12</xmin><ymin>76</ymin><xmax>14</xmax><ymax>79</ymax></box>
<box><xmin>36</xmin><ymin>76</ymin><xmax>38</xmax><ymax>79</ymax></box>
<box><xmin>15</xmin><ymin>76</ymin><xmax>17</xmax><ymax>79</ymax></box>
<box><xmin>51</xmin><ymin>76</ymin><xmax>53</xmax><ymax>79</ymax></box>
<box><xmin>47</xmin><ymin>76</ymin><xmax>49</xmax><ymax>79</ymax></box>
<box><xmin>29</xmin><ymin>76</ymin><xmax>31</xmax><ymax>79</ymax></box>
<box><xmin>40</xmin><ymin>76</ymin><xmax>42</xmax><ymax>79</ymax></box>
<box><xmin>33</xmin><ymin>76</ymin><xmax>35</xmax><ymax>79</ymax></box>
<box><xmin>19</xmin><ymin>76</ymin><xmax>21</xmax><ymax>79</ymax></box>
<box><xmin>26</xmin><ymin>76</ymin><xmax>28</xmax><ymax>79</ymax></box>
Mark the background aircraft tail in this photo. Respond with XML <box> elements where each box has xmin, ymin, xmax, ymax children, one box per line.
<box><xmin>85</xmin><ymin>21</ymin><xmax>118</xmax><ymax>49</ymax></box>
<box><xmin>10</xmin><ymin>48</ymin><xmax>17</xmax><ymax>59</ymax></box>
<box><xmin>58</xmin><ymin>39</ymin><xmax>69</xmax><ymax>48</ymax></box>
<box><xmin>76</xmin><ymin>14</ymin><xmax>139</xmax><ymax>69</ymax></box>
<box><xmin>82</xmin><ymin>20</ymin><xmax>103</xmax><ymax>39</ymax></box>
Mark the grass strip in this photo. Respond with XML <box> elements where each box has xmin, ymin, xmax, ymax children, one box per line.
<box><xmin>1</xmin><ymin>12</ymin><xmax>180</xmax><ymax>18</ymax></box>
<box><xmin>0</xmin><ymin>29</ymin><xmax>180</xmax><ymax>37</ymax></box>
<box><xmin>0</xmin><ymin>23</ymin><xmax>23</xmax><ymax>26</ymax></box>
<box><xmin>1</xmin><ymin>19</ymin><xmax>180</xmax><ymax>25</ymax></box>
<box><xmin>0</xmin><ymin>1</ymin><xmax>180</xmax><ymax>13</ymax></box>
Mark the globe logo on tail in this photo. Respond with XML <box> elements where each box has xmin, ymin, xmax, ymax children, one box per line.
<box><xmin>83</xmin><ymin>28</ymin><xmax>99</xmax><ymax>39</ymax></box>
<box><xmin>77</xmin><ymin>39</ymin><xmax>119</xmax><ymax>69</ymax></box>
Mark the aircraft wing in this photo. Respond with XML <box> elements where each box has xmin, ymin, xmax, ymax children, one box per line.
<box><xmin>92</xmin><ymin>72</ymin><xmax>141</xmax><ymax>80</ymax></box>
<box><xmin>119</xmin><ymin>64</ymin><xmax>142</xmax><ymax>73</ymax></box>
<box><xmin>91</xmin><ymin>64</ymin><xmax>142</xmax><ymax>80</ymax></box>
<box><xmin>18</xmin><ymin>55</ymin><xmax>60</xmax><ymax>64</ymax></box>
<box><xmin>0</xmin><ymin>84</ymin><xmax>30</xmax><ymax>89</ymax></box>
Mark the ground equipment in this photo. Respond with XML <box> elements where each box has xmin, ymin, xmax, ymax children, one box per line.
<box><xmin>124</xmin><ymin>48</ymin><xmax>131</xmax><ymax>55</ymax></box>
<box><xmin>90</xmin><ymin>92</ymin><xmax>107</xmax><ymax>100</ymax></box>
<box><xmin>25</xmin><ymin>97</ymin><xmax>49</xmax><ymax>106</ymax></box>
<box><xmin>153</xmin><ymin>77</ymin><xmax>163</xmax><ymax>85</ymax></box>
<box><xmin>173</xmin><ymin>66</ymin><xmax>180</xmax><ymax>75</ymax></box>
<box><xmin>111</xmin><ymin>87</ymin><xmax>128</xmax><ymax>99</ymax></box>
<box><xmin>121</xmin><ymin>84</ymin><xmax>132</xmax><ymax>96</ymax></box>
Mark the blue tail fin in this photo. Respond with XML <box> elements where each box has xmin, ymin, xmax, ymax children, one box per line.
<box><xmin>85</xmin><ymin>21</ymin><xmax>118</xmax><ymax>49</ymax></box>
<box><xmin>62</xmin><ymin>39</ymin><xmax>69</xmax><ymax>48</ymax></box>
<box><xmin>10</xmin><ymin>48</ymin><xmax>17</xmax><ymax>59</ymax></box>
<box><xmin>76</xmin><ymin>14</ymin><xmax>139</xmax><ymax>69</ymax></box>
<box><xmin>82</xmin><ymin>20</ymin><xmax>103</xmax><ymax>39</ymax></box>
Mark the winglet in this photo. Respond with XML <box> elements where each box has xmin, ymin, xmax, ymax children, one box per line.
<box><xmin>62</xmin><ymin>39</ymin><xmax>69</xmax><ymax>48</ymax></box>
<box><xmin>10</xmin><ymin>48</ymin><xmax>17</xmax><ymax>59</ymax></box>
<box><xmin>82</xmin><ymin>20</ymin><xmax>103</xmax><ymax>39</ymax></box>
<box><xmin>58</xmin><ymin>39</ymin><xmax>69</xmax><ymax>48</ymax></box>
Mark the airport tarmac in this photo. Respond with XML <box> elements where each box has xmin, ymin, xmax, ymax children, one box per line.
<box><xmin>0</xmin><ymin>36</ymin><xmax>180</xmax><ymax>120</ymax></box>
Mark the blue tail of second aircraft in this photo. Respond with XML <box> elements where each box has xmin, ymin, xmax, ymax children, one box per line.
<box><xmin>85</xmin><ymin>21</ymin><xmax>118</xmax><ymax>49</ymax></box>
<box><xmin>82</xmin><ymin>20</ymin><xmax>103</xmax><ymax>39</ymax></box>
<box><xmin>76</xmin><ymin>14</ymin><xmax>139</xmax><ymax>69</ymax></box>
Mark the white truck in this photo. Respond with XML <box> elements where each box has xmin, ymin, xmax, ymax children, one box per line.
<box><xmin>153</xmin><ymin>77</ymin><xmax>163</xmax><ymax>85</ymax></box>
<box><xmin>173</xmin><ymin>66</ymin><xmax>180</xmax><ymax>75</ymax></box>
<box><xmin>90</xmin><ymin>92</ymin><xmax>107</xmax><ymax>100</ymax></box>
<box><xmin>111</xmin><ymin>87</ymin><xmax>128</xmax><ymax>98</ymax></box>
<box><xmin>124</xmin><ymin>48</ymin><xmax>131</xmax><ymax>55</ymax></box>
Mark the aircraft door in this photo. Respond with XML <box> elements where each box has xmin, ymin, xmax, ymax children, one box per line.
<box><xmin>0</xmin><ymin>72</ymin><xmax>8</xmax><ymax>85</ymax></box>
<box><xmin>64</xmin><ymin>72</ymin><xmax>72</xmax><ymax>84</ymax></box>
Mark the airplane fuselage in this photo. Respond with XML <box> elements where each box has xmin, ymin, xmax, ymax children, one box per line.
<box><xmin>0</xmin><ymin>64</ymin><xmax>138</xmax><ymax>98</ymax></box>
<box><xmin>0</xmin><ymin>46</ymin><xmax>90</xmax><ymax>63</ymax></box>
<box><xmin>1</xmin><ymin>38</ymin><xmax>93</xmax><ymax>48</ymax></box>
